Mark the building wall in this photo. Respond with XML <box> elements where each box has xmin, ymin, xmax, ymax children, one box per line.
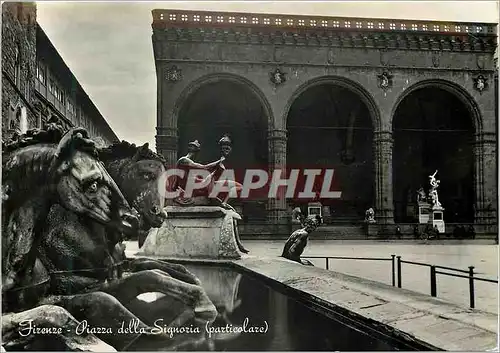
<box><xmin>33</xmin><ymin>52</ymin><xmax>117</xmax><ymax>146</ymax></box>
<box><xmin>2</xmin><ymin>2</ymin><xmax>118</xmax><ymax>146</ymax></box>
<box><xmin>1</xmin><ymin>2</ymin><xmax>37</xmax><ymax>141</ymax></box>
<box><xmin>34</xmin><ymin>24</ymin><xmax>118</xmax><ymax>146</ymax></box>
<box><xmin>153</xmin><ymin>10</ymin><xmax>498</xmax><ymax>232</ymax></box>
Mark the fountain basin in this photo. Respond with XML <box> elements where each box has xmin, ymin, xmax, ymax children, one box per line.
<box><xmin>131</xmin><ymin>251</ymin><xmax>497</xmax><ymax>351</ymax></box>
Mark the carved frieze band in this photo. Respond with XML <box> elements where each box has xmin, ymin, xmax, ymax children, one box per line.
<box><xmin>154</xmin><ymin>27</ymin><xmax>495</xmax><ymax>53</ymax></box>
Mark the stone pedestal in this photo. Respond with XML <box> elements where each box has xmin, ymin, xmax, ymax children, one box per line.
<box><xmin>321</xmin><ymin>205</ymin><xmax>332</xmax><ymax>224</ymax></box>
<box><xmin>140</xmin><ymin>206</ymin><xmax>242</xmax><ymax>260</ymax></box>
<box><xmin>418</xmin><ymin>202</ymin><xmax>431</xmax><ymax>224</ymax></box>
<box><xmin>307</xmin><ymin>202</ymin><xmax>322</xmax><ymax>219</ymax></box>
<box><xmin>365</xmin><ymin>223</ymin><xmax>378</xmax><ymax>236</ymax></box>
<box><xmin>429</xmin><ymin>206</ymin><xmax>445</xmax><ymax>233</ymax></box>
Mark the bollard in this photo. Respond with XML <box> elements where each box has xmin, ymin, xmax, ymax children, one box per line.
<box><xmin>326</xmin><ymin>258</ymin><xmax>329</xmax><ymax>270</ymax></box>
<box><xmin>391</xmin><ymin>255</ymin><xmax>396</xmax><ymax>287</ymax></box>
<box><xmin>469</xmin><ymin>266</ymin><xmax>475</xmax><ymax>308</ymax></box>
<box><xmin>430</xmin><ymin>266</ymin><xmax>437</xmax><ymax>297</ymax></box>
<box><xmin>397</xmin><ymin>256</ymin><xmax>402</xmax><ymax>288</ymax></box>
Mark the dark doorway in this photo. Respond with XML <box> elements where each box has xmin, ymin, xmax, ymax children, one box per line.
<box><xmin>177</xmin><ymin>80</ymin><xmax>269</xmax><ymax>222</ymax></box>
<box><xmin>287</xmin><ymin>84</ymin><xmax>374</xmax><ymax>223</ymax></box>
<box><xmin>393</xmin><ymin>87</ymin><xmax>475</xmax><ymax>223</ymax></box>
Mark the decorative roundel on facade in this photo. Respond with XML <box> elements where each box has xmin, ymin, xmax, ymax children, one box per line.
<box><xmin>270</xmin><ymin>68</ymin><xmax>286</xmax><ymax>86</ymax></box>
<box><xmin>377</xmin><ymin>72</ymin><xmax>393</xmax><ymax>89</ymax></box>
<box><xmin>473</xmin><ymin>75</ymin><xmax>487</xmax><ymax>93</ymax></box>
<box><xmin>166</xmin><ymin>65</ymin><xmax>182</xmax><ymax>82</ymax></box>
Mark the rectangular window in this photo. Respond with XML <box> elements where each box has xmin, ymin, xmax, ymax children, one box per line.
<box><xmin>48</xmin><ymin>79</ymin><xmax>55</xmax><ymax>93</ymax></box>
<box><xmin>36</xmin><ymin>62</ymin><xmax>46</xmax><ymax>85</ymax></box>
<box><xmin>53</xmin><ymin>86</ymin><xmax>64</xmax><ymax>103</ymax></box>
<box><xmin>67</xmin><ymin>99</ymin><xmax>76</xmax><ymax>115</ymax></box>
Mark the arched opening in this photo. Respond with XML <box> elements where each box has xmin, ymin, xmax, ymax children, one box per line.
<box><xmin>287</xmin><ymin>83</ymin><xmax>375</xmax><ymax>223</ymax></box>
<box><xmin>393</xmin><ymin>86</ymin><xmax>475</xmax><ymax>223</ymax></box>
<box><xmin>177</xmin><ymin>79</ymin><xmax>270</xmax><ymax>222</ymax></box>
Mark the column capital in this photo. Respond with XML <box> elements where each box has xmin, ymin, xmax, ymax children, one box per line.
<box><xmin>155</xmin><ymin>134</ymin><xmax>177</xmax><ymax>151</ymax></box>
<box><xmin>474</xmin><ymin>131</ymin><xmax>497</xmax><ymax>145</ymax></box>
<box><xmin>373</xmin><ymin>130</ymin><xmax>393</xmax><ymax>144</ymax></box>
<box><xmin>267</xmin><ymin>129</ymin><xmax>287</xmax><ymax>141</ymax></box>
<box><xmin>156</xmin><ymin>126</ymin><xmax>178</xmax><ymax>137</ymax></box>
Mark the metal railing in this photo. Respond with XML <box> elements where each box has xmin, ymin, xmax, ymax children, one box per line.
<box><xmin>301</xmin><ymin>254</ymin><xmax>498</xmax><ymax>309</ymax></box>
<box><xmin>301</xmin><ymin>255</ymin><xmax>397</xmax><ymax>286</ymax></box>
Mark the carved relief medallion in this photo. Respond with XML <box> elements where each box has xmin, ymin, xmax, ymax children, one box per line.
<box><xmin>473</xmin><ymin>75</ymin><xmax>487</xmax><ymax>93</ymax></box>
<box><xmin>270</xmin><ymin>68</ymin><xmax>286</xmax><ymax>85</ymax></box>
<box><xmin>165</xmin><ymin>65</ymin><xmax>182</xmax><ymax>82</ymax></box>
<box><xmin>377</xmin><ymin>72</ymin><xmax>393</xmax><ymax>90</ymax></box>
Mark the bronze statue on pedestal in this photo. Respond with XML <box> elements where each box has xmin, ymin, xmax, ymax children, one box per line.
<box><xmin>281</xmin><ymin>208</ymin><xmax>322</xmax><ymax>265</ymax></box>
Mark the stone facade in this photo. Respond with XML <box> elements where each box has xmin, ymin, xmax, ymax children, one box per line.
<box><xmin>33</xmin><ymin>25</ymin><xmax>118</xmax><ymax>145</ymax></box>
<box><xmin>2</xmin><ymin>2</ymin><xmax>118</xmax><ymax>146</ymax></box>
<box><xmin>1</xmin><ymin>2</ymin><xmax>37</xmax><ymax>141</ymax></box>
<box><xmin>153</xmin><ymin>10</ymin><xmax>498</xmax><ymax>233</ymax></box>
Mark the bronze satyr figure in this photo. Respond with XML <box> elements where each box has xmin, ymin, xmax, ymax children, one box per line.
<box><xmin>281</xmin><ymin>209</ymin><xmax>322</xmax><ymax>265</ymax></box>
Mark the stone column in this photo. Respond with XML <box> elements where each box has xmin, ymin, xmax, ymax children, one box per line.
<box><xmin>373</xmin><ymin>130</ymin><xmax>394</xmax><ymax>224</ymax></box>
<box><xmin>155</xmin><ymin>63</ymin><xmax>179</xmax><ymax>168</ymax></box>
<box><xmin>267</xmin><ymin>128</ymin><xmax>288</xmax><ymax>232</ymax></box>
<box><xmin>156</xmin><ymin>126</ymin><xmax>178</xmax><ymax>168</ymax></box>
<box><xmin>473</xmin><ymin>132</ymin><xmax>497</xmax><ymax>233</ymax></box>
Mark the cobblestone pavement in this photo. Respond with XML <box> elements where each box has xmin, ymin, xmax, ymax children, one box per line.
<box><xmin>126</xmin><ymin>239</ymin><xmax>498</xmax><ymax>314</ymax></box>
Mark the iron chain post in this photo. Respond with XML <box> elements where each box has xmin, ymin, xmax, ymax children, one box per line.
<box><xmin>391</xmin><ymin>255</ymin><xmax>396</xmax><ymax>287</ymax></box>
<box><xmin>397</xmin><ymin>256</ymin><xmax>402</xmax><ymax>288</ymax></box>
<box><xmin>469</xmin><ymin>266</ymin><xmax>475</xmax><ymax>308</ymax></box>
<box><xmin>430</xmin><ymin>266</ymin><xmax>437</xmax><ymax>297</ymax></box>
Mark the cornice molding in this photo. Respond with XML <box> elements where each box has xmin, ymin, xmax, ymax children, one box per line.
<box><xmin>153</xmin><ymin>27</ymin><xmax>496</xmax><ymax>53</ymax></box>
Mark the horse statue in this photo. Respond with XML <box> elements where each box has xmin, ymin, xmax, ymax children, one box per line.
<box><xmin>2</xmin><ymin>126</ymin><xmax>138</xmax><ymax>300</ymax></box>
<box><xmin>33</xmin><ymin>139</ymin><xmax>218</xmax><ymax>350</ymax></box>
<box><xmin>1</xmin><ymin>126</ymin><xmax>141</xmax><ymax>350</ymax></box>
<box><xmin>2</xmin><ymin>124</ymin><xmax>216</xmax><ymax>350</ymax></box>
<box><xmin>98</xmin><ymin>141</ymin><xmax>167</xmax><ymax>236</ymax></box>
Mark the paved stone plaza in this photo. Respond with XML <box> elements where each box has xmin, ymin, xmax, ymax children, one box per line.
<box><xmin>244</xmin><ymin>240</ymin><xmax>499</xmax><ymax>314</ymax></box>
<box><xmin>127</xmin><ymin>240</ymin><xmax>498</xmax><ymax>314</ymax></box>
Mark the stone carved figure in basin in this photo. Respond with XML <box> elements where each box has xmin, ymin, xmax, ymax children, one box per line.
<box><xmin>2</xmin><ymin>124</ymin><xmax>218</xmax><ymax>351</ymax></box>
<box><xmin>281</xmin><ymin>208</ymin><xmax>322</xmax><ymax>265</ymax></box>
